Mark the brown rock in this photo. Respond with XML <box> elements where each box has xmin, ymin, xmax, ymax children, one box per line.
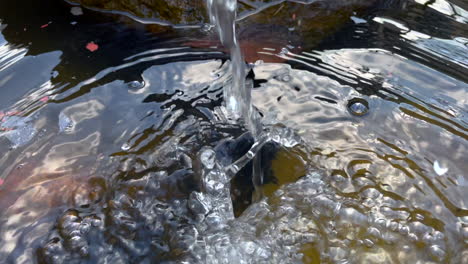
<box><xmin>70</xmin><ymin>0</ymin><xmax>209</xmax><ymax>25</ymax></box>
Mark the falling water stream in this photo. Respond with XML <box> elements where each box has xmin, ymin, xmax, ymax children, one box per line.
<box><xmin>206</xmin><ymin>0</ymin><xmax>250</xmax><ymax>124</ymax></box>
<box><xmin>206</xmin><ymin>0</ymin><xmax>265</xmax><ymax>198</ymax></box>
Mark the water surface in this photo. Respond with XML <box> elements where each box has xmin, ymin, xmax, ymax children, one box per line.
<box><xmin>0</xmin><ymin>0</ymin><xmax>467</xmax><ymax>263</ymax></box>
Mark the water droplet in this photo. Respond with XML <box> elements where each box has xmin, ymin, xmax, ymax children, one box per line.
<box><xmin>347</xmin><ymin>98</ymin><xmax>369</xmax><ymax>116</ymax></box>
<box><xmin>121</xmin><ymin>143</ymin><xmax>131</xmax><ymax>151</ymax></box>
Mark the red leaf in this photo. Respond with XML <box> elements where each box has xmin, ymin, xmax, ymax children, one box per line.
<box><xmin>41</xmin><ymin>24</ymin><xmax>49</xmax><ymax>29</ymax></box>
<box><xmin>40</xmin><ymin>96</ymin><xmax>49</xmax><ymax>102</ymax></box>
<box><xmin>86</xmin><ymin>42</ymin><xmax>99</xmax><ymax>52</ymax></box>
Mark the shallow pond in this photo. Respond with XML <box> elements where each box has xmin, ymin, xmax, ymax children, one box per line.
<box><xmin>0</xmin><ymin>0</ymin><xmax>467</xmax><ymax>263</ymax></box>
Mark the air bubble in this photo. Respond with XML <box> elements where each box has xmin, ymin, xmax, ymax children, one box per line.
<box><xmin>200</xmin><ymin>148</ymin><xmax>216</xmax><ymax>170</ymax></box>
<box><xmin>388</xmin><ymin>221</ymin><xmax>398</xmax><ymax>231</ymax></box>
<box><xmin>128</xmin><ymin>80</ymin><xmax>145</xmax><ymax>90</ymax></box>
<box><xmin>91</xmin><ymin>218</ymin><xmax>102</xmax><ymax>227</ymax></box>
<box><xmin>329</xmin><ymin>247</ymin><xmax>348</xmax><ymax>261</ymax></box>
<box><xmin>69</xmin><ymin>236</ymin><xmax>85</xmax><ymax>248</ymax></box>
<box><xmin>241</xmin><ymin>241</ymin><xmax>256</xmax><ymax>254</ymax></box>
<box><xmin>80</xmin><ymin>223</ymin><xmax>91</xmax><ymax>234</ymax></box>
<box><xmin>433</xmin><ymin>231</ymin><xmax>444</xmax><ymax>241</ymax></box>
<box><xmin>121</xmin><ymin>143</ymin><xmax>131</xmax><ymax>151</ymax></box>
<box><xmin>374</xmin><ymin>218</ymin><xmax>387</xmax><ymax>228</ymax></box>
<box><xmin>408</xmin><ymin>233</ymin><xmax>418</xmax><ymax>242</ymax></box>
<box><xmin>188</xmin><ymin>191</ymin><xmax>211</xmax><ymax>217</ymax></box>
<box><xmin>462</xmin><ymin>226</ymin><xmax>468</xmax><ymax>241</ymax></box>
<box><xmin>43</xmin><ymin>239</ymin><xmax>62</xmax><ymax>255</ymax></box>
<box><xmin>398</xmin><ymin>225</ymin><xmax>409</xmax><ymax>235</ymax></box>
<box><xmin>68</xmin><ymin>230</ymin><xmax>82</xmax><ymax>238</ymax></box>
<box><xmin>281</xmin><ymin>74</ymin><xmax>291</xmax><ymax>82</ymax></box>
<box><xmin>79</xmin><ymin>246</ymin><xmax>89</xmax><ymax>256</ymax></box>
<box><xmin>367</xmin><ymin>227</ymin><xmax>381</xmax><ymax>238</ymax></box>
<box><xmin>423</xmin><ymin>233</ymin><xmax>435</xmax><ymax>244</ymax></box>
<box><xmin>429</xmin><ymin>245</ymin><xmax>446</xmax><ymax>262</ymax></box>
<box><xmin>363</xmin><ymin>238</ymin><xmax>374</xmax><ymax>248</ymax></box>
<box><xmin>347</xmin><ymin>98</ymin><xmax>369</xmax><ymax>116</ymax></box>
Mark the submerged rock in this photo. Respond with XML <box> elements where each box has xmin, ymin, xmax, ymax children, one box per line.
<box><xmin>67</xmin><ymin>0</ymin><xmax>383</xmax><ymax>62</ymax></box>
<box><xmin>69</xmin><ymin>0</ymin><xmax>209</xmax><ymax>25</ymax></box>
<box><xmin>68</xmin><ymin>0</ymin><xmax>381</xmax><ymax>27</ymax></box>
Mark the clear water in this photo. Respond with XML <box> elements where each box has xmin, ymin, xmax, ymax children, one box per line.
<box><xmin>206</xmin><ymin>0</ymin><xmax>259</xmax><ymax>135</ymax></box>
<box><xmin>0</xmin><ymin>0</ymin><xmax>467</xmax><ymax>263</ymax></box>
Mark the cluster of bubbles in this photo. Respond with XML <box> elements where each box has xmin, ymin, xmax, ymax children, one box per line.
<box><xmin>37</xmin><ymin>118</ymin><xmax>460</xmax><ymax>263</ymax></box>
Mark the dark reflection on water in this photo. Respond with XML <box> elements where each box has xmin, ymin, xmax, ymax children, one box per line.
<box><xmin>0</xmin><ymin>0</ymin><xmax>467</xmax><ymax>263</ymax></box>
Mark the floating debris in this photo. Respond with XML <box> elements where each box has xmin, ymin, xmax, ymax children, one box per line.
<box><xmin>86</xmin><ymin>42</ymin><xmax>99</xmax><ymax>52</ymax></box>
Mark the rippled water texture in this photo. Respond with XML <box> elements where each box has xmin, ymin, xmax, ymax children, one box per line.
<box><xmin>0</xmin><ymin>0</ymin><xmax>467</xmax><ymax>263</ymax></box>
